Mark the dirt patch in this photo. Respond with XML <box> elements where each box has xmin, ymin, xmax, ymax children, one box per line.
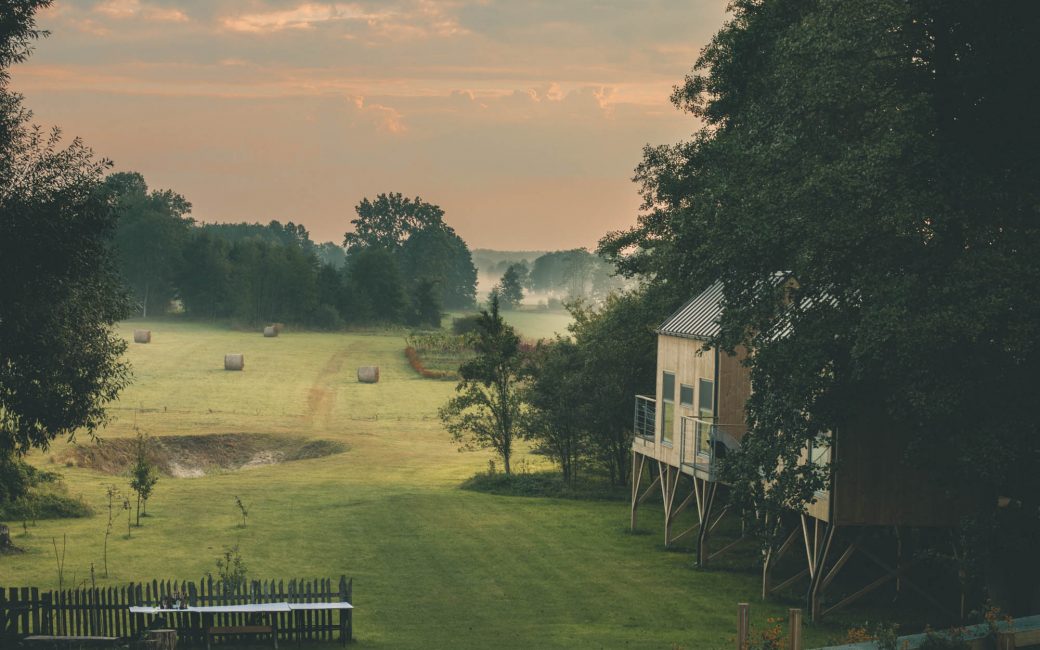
<box><xmin>58</xmin><ymin>433</ymin><xmax>348</xmax><ymax>478</ymax></box>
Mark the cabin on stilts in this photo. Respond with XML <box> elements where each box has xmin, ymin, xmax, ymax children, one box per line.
<box><xmin>630</xmin><ymin>281</ymin><xmax>963</xmax><ymax>621</ymax></box>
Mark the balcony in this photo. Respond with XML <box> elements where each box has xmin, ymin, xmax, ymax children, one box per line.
<box><xmin>633</xmin><ymin>395</ymin><xmax>656</xmax><ymax>442</ymax></box>
<box><xmin>679</xmin><ymin>418</ymin><xmax>742</xmax><ymax>480</ymax></box>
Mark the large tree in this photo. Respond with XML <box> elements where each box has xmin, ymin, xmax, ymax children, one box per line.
<box><xmin>0</xmin><ymin>0</ymin><xmax>132</xmax><ymax>462</ymax></box>
<box><xmin>108</xmin><ymin>171</ymin><xmax>193</xmax><ymax>317</ymax></box>
<box><xmin>604</xmin><ymin>0</ymin><xmax>1040</xmax><ymax>602</ymax></box>
<box><xmin>344</xmin><ymin>192</ymin><xmax>446</xmax><ymax>252</ymax></box>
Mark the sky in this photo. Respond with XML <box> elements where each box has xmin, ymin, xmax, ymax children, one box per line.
<box><xmin>11</xmin><ymin>0</ymin><xmax>728</xmax><ymax>249</ymax></box>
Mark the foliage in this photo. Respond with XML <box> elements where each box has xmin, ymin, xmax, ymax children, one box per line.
<box><xmin>529</xmin><ymin>248</ymin><xmax>623</xmax><ymax>301</ymax></box>
<box><xmin>399</xmin><ymin>225</ymin><xmax>477</xmax><ymax>309</ymax></box>
<box><xmin>344</xmin><ymin>192</ymin><xmax>445</xmax><ymax>252</ymax></box>
<box><xmin>521</xmin><ymin>338</ymin><xmax>590</xmax><ymax>483</ymax></box>
<box><xmin>602</xmin><ymin>0</ymin><xmax>1040</xmax><ymax>589</ymax></box>
<box><xmin>234</xmin><ymin>495</ymin><xmax>248</xmax><ymax>528</ymax></box>
<box><xmin>460</xmin><ymin>470</ymin><xmax>628</xmax><ymax>501</ymax></box>
<box><xmin>495</xmin><ymin>264</ymin><xmax>525</xmax><ymax>309</ymax></box>
<box><xmin>406</xmin><ymin>278</ymin><xmax>442</xmax><ymax>328</ymax></box>
<box><xmin>918</xmin><ymin>626</ymin><xmax>970</xmax><ymax>650</ymax></box>
<box><xmin>343</xmin><ymin>245</ymin><xmax>406</xmax><ymax>323</ymax></box>
<box><xmin>746</xmin><ymin>617</ymin><xmax>787</xmax><ymax>650</ymax></box>
<box><xmin>128</xmin><ymin>430</ymin><xmax>158</xmax><ymax>525</ymax></box>
<box><xmin>107</xmin><ymin>171</ymin><xmax>193</xmax><ymax>317</ymax></box>
<box><xmin>214</xmin><ymin>544</ymin><xmax>248</xmax><ymax>594</ymax></box>
<box><xmin>0</xmin><ymin>4</ymin><xmax>132</xmax><ymax>461</ymax></box>
<box><xmin>565</xmin><ymin>287</ymin><xmax>673</xmax><ymax>484</ymax></box>
<box><xmin>439</xmin><ymin>295</ymin><xmax>526</xmax><ymax>474</ymax></box>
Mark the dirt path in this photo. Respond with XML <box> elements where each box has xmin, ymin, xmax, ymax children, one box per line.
<box><xmin>306</xmin><ymin>347</ymin><xmax>349</xmax><ymax>428</ymax></box>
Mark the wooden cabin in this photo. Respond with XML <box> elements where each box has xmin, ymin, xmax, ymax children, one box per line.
<box><xmin>630</xmin><ymin>282</ymin><xmax>962</xmax><ymax>620</ymax></box>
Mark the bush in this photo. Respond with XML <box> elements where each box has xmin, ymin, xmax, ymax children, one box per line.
<box><xmin>460</xmin><ymin>470</ymin><xmax>628</xmax><ymax>501</ymax></box>
<box><xmin>452</xmin><ymin>314</ymin><xmax>482</xmax><ymax>335</ymax></box>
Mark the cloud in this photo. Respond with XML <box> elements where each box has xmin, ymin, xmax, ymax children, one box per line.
<box><xmin>221</xmin><ymin>1</ymin><xmax>468</xmax><ymax>40</ymax></box>
<box><xmin>352</xmin><ymin>96</ymin><xmax>407</xmax><ymax>134</ymax></box>
<box><xmin>94</xmin><ymin>0</ymin><xmax>189</xmax><ymax>23</ymax></box>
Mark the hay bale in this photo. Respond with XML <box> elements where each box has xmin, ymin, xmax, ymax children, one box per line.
<box><xmin>357</xmin><ymin>366</ymin><xmax>380</xmax><ymax>383</ymax></box>
<box><xmin>263</xmin><ymin>326</ymin><xmax>278</xmax><ymax>337</ymax></box>
<box><xmin>133</xmin><ymin>329</ymin><xmax>151</xmax><ymax>344</ymax></box>
<box><xmin>224</xmin><ymin>353</ymin><xmax>245</xmax><ymax>371</ymax></box>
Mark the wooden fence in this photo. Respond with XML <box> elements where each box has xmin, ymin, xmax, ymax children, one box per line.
<box><xmin>0</xmin><ymin>576</ymin><xmax>353</xmax><ymax>646</ymax></box>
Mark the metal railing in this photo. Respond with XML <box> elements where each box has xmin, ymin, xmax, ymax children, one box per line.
<box><xmin>679</xmin><ymin>419</ymin><xmax>743</xmax><ymax>480</ymax></box>
<box><xmin>633</xmin><ymin>395</ymin><xmax>656</xmax><ymax>441</ymax></box>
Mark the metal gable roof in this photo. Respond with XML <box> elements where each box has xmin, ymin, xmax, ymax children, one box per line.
<box><xmin>656</xmin><ymin>281</ymin><xmax>725</xmax><ymax>340</ymax></box>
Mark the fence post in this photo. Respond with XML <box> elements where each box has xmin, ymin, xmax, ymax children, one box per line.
<box><xmin>788</xmin><ymin>608</ymin><xmax>803</xmax><ymax>650</ymax></box>
<box><xmin>736</xmin><ymin>602</ymin><xmax>750</xmax><ymax>650</ymax></box>
<box><xmin>996</xmin><ymin>629</ymin><xmax>1017</xmax><ymax>650</ymax></box>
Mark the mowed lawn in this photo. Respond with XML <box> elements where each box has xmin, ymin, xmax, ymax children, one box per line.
<box><xmin>7</xmin><ymin>319</ymin><xmax>841</xmax><ymax>648</ymax></box>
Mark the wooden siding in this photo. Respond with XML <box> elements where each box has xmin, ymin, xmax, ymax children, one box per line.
<box><xmin>716</xmin><ymin>346</ymin><xmax>751</xmax><ymax>444</ymax></box>
<box><xmin>832</xmin><ymin>414</ymin><xmax>961</xmax><ymax>527</ymax></box>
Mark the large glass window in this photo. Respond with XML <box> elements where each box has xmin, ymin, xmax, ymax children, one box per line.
<box><xmin>661</xmin><ymin>372</ymin><xmax>675</xmax><ymax>445</ymax></box>
<box><xmin>696</xmin><ymin>378</ymin><xmax>714</xmax><ymax>455</ymax></box>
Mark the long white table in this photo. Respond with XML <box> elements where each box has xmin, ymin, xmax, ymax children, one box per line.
<box><xmin>129</xmin><ymin>601</ymin><xmax>354</xmax><ymax>648</ymax></box>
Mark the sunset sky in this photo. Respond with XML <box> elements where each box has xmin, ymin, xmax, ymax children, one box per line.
<box><xmin>13</xmin><ymin>1</ymin><xmax>727</xmax><ymax>249</ymax></box>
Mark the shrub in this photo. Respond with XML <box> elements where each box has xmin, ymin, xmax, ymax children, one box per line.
<box><xmin>404</xmin><ymin>346</ymin><xmax>456</xmax><ymax>380</ymax></box>
<box><xmin>452</xmin><ymin>314</ymin><xmax>482</xmax><ymax>335</ymax></box>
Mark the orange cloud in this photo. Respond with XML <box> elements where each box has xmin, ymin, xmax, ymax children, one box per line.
<box><xmin>221</xmin><ymin>1</ymin><xmax>468</xmax><ymax>40</ymax></box>
<box><xmin>94</xmin><ymin>0</ymin><xmax>188</xmax><ymax>23</ymax></box>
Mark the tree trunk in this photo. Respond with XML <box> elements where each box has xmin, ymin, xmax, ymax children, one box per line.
<box><xmin>146</xmin><ymin>629</ymin><xmax>178</xmax><ymax>650</ymax></box>
<box><xmin>0</xmin><ymin>523</ymin><xmax>14</xmax><ymax>550</ymax></box>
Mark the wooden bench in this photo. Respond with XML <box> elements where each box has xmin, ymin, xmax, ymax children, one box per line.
<box><xmin>205</xmin><ymin>624</ymin><xmax>277</xmax><ymax>650</ymax></box>
<box><xmin>21</xmin><ymin>635</ymin><xmax>124</xmax><ymax>649</ymax></box>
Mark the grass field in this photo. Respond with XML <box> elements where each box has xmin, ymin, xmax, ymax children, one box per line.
<box><xmin>5</xmin><ymin>318</ymin><xmax>849</xmax><ymax>648</ymax></box>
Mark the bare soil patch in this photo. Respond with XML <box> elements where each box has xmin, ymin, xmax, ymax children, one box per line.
<box><xmin>58</xmin><ymin>433</ymin><xmax>348</xmax><ymax>478</ymax></box>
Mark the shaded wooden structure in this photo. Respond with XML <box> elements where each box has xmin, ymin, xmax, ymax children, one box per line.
<box><xmin>630</xmin><ymin>282</ymin><xmax>962</xmax><ymax>620</ymax></box>
<box><xmin>0</xmin><ymin>576</ymin><xmax>352</xmax><ymax>646</ymax></box>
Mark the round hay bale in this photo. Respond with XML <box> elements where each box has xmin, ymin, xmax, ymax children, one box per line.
<box><xmin>263</xmin><ymin>326</ymin><xmax>278</xmax><ymax>337</ymax></box>
<box><xmin>224</xmin><ymin>353</ymin><xmax>245</xmax><ymax>371</ymax></box>
<box><xmin>357</xmin><ymin>366</ymin><xmax>380</xmax><ymax>383</ymax></box>
<box><xmin>133</xmin><ymin>329</ymin><xmax>151</xmax><ymax>344</ymax></box>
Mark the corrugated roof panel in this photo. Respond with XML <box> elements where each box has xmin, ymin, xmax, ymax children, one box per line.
<box><xmin>657</xmin><ymin>281</ymin><xmax>725</xmax><ymax>340</ymax></box>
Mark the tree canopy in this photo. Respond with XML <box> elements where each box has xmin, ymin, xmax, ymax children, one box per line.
<box><xmin>0</xmin><ymin>0</ymin><xmax>132</xmax><ymax>457</ymax></box>
<box><xmin>603</xmin><ymin>0</ymin><xmax>1040</xmax><ymax>585</ymax></box>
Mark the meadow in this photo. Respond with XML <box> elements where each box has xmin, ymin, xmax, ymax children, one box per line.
<box><xmin>4</xmin><ymin>316</ymin><xmax>847</xmax><ymax>648</ymax></box>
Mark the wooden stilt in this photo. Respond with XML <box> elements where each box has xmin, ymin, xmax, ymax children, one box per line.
<box><xmin>807</xmin><ymin>522</ymin><xmax>836</xmax><ymax>621</ymax></box>
<box><xmin>696</xmin><ymin>480</ymin><xmax>718</xmax><ymax>566</ymax></box>
<box><xmin>763</xmin><ymin>527</ymin><xmax>800</xmax><ymax>599</ymax></box>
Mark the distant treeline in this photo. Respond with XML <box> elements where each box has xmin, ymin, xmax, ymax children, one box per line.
<box><xmin>474</xmin><ymin>248</ymin><xmax>626</xmax><ymax>307</ymax></box>
<box><xmin>109</xmin><ymin>173</ymin><xmax>477</xmax><ymax>328</ymax></box>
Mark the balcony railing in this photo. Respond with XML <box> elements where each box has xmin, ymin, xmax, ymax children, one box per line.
<box><xmin>680</xmin><ymin>418</ymin><xmax>743</xmax><ymax>480</ymax></box>
<box><xmin>633</xmin><ymin>395</ymin><xmax>656</xmax><ymax>441</ymax></box>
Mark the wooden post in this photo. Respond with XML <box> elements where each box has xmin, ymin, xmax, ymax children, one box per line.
<box><xmin>996</xmin><ymin>630</ymin><xmax>1017</xmax><ymax>650</ymax></box>
<box><xmin>736</xmin><ymin>602</ymin><xmax>750</xmax><ymax>650</ymax></box>
<box><xmin>148</xmin><ymin>629</ymin><xmax>178</xmax><ymax>650</ymax></box>
<box><xmin>788</xmin><ymin>608</ymin><xmax>802</xmax><ymax>650</ymax></box>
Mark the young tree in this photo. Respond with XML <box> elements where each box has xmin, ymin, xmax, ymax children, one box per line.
<box><xmin>439</xmin><ymin>295</ymin><xmax>525</xmax><ymax>474</ymax></box>
<box><xmin>128</xmin><ymin>431</ymin><xmax>158</xmax><ymax>525</ymax></box>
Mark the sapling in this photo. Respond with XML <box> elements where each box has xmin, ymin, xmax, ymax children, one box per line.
<box><xmin>122</xmin><ymin>496</ymin><xmax>132</xmax><ymax>539</ymax></box>
<box><xmin>103</xmin><ymin>485</ymin><xmax>118</xmax><ymax>577</ymax></box>
<box><xmin>234</xmin><ymin>496</ymin><xmax>248</xmax><ymax>528</ymax></box>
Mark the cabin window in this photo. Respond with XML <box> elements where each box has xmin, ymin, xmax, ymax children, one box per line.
<box><xmin>810</xmin><ymin>435</ymin><xmax>831</xmax><ymax>495</ymax></box>
<box><xmin>679</xmin><ymin>384</ymin><xmax>694</xmax><ymax>407</ymax></box>
<box><xmin>661</xmin><ymin>372</ymin><xmax>675</xmax><ymax>445</ymax></box>
<box><xmin>696</xmin><ymin>378</ymin><xmax>714</xmax><ymax>456</ymax></box>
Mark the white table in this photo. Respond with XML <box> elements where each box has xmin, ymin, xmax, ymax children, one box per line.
<box><xmin>129</xmin><ymin>601</ymin><xmax>354</xmax><ymax>647</ymax></box>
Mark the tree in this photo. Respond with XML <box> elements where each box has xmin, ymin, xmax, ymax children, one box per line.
<box><xmin>398</xmin><ymin>225</ymin><xmax>477</xmax><ymax>309</ymax></box>
<box><xmin>407</xmin><ymin>278</ymin><xmax>442</xmax><ymax>329</ymax></box>
<box><xmin>605</xmin><ymin>0</ymin><xmax>1040</xmax><ymax>605</ymax></box>
<box><xmin>439</xmin><ymin>295</ymin><xmax>525</xmax><ymax>474</ymax></box>
<box><xmin>0</xmin><ymin>1</ymin><xmax>132</xmax><ymax>462</ymax></box>
<box><xmin>344</xmin><ymin>192</ymin><xmax>446</xmax><ymax>252</ymax></box>
<box><xmin>128</xmin><ymin>431</ymin><xmax>158</xmax><ymax>525</ymax></box>
<box><xmin>495</xmin><ymin>264</ymin><xmax>525</xmax><ymax>309</ymax></box>
<box><xmin>567</xmin><ymin>287</ymin><xmax>668</xmax><ymax>484</ymax></box>
<box><xmin>343</xmin><ymin>246</ymin><xmax>406</xmax><ymax>323</ymax></box>
<box><xmin>522</xmin><ymin>338</ymin><xmax>590</xmax><ymax>483</ymax></box>
<box><xmin>108</xmin><ymin>172</ymin><xmax>193</xmax><ymax>317</ymax></box>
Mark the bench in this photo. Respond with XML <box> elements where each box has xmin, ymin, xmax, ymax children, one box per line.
<box><xmin>205</xmin><ymin>624</ymin><xmax>278</xmax><ymax>650</ymax></box>
<box><xmin>21</xmin><ymin>635</ymin><xmax>124</xmax><ymax>649</ymax></box>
